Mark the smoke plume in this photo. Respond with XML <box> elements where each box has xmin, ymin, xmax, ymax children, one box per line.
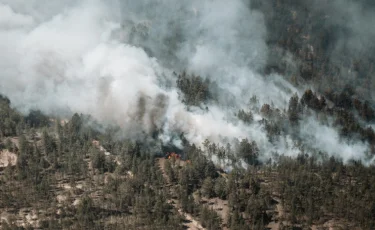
<box><xmin>0</xmin><ymin>0</ymin><xmax>372</xmax><ymax>163</ymax></box>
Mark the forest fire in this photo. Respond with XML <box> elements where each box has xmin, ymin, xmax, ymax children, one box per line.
<box><xmin>165</xmin><ymin>152</ymin><xmax>181</xmax><ymax>160</ymax></box>
<box><xmin>164</xmin><ymin>152</ymin><xmax>192</xmax><ymax>165</ymax></box>
<box><xmin>1</xmin><ymin>0</ymin><xmax>375</xmax><ymax>229</ymax></box>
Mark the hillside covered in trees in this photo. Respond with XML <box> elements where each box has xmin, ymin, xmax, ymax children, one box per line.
<box><xmin>1</xmin><ymin>0</ymin><xmax>375</xmax><ymax>229</ymax></box>
<box><xmin>1</xmin><ymin>92</ymin><xmax>375</xmax><ymax>229</ymax></box>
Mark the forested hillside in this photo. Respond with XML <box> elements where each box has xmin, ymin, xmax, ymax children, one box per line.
<box><xmin>1</xmin><ymin>86</ymin><xmax>375</xmax><ymax>229</ymax></box>
<box><xmin>1</xmin><ymin>0</ymin><xmax>375</xmax><ymax>229</ymax></box>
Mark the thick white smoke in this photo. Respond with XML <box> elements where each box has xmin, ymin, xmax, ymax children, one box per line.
<box><xmin>0</xmin><ymin>0</ymin><xmax>256</xmax><ymax>143</ymax></box>
<box><xmin>0</xmin><ymin>0</ymin><xmax>370</xmax><ymax>163</ymax></box>
<box><xmin>300</xmin><ymin>118</ymin><xmax>373</xmax><ymax>163</ymax></box>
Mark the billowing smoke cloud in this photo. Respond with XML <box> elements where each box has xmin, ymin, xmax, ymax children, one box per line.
<box><xmin>0</xmin><ymin>0</ymin><xmax>264</xmax><ymax>142</ymax></box>
<box><xmin>0</xmin><ymin>0</ymin><xmax>371</xmax><ymax>163</ymax></box>
<box><xmin>300</xmin><ymin>118</ymin><xmax>373</xmax><ymax>164</ymax></box>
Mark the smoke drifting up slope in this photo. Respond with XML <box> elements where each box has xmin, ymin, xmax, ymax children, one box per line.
<box><xmin>0</xmin><ymin>0</ymin><xmax>371</xmax><ymax>163</ymax></box>
<box><xmin>0</xmin><ymin>0</ymin><xmax>263</xmax><ymax>143</ymax></box>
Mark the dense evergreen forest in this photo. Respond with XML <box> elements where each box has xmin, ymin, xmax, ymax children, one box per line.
<box><xmin>1</xmin><ymin>90</ymin><xmax>375</xmax><ymax>229</ymax></box>
<box><xmin>1</xmin><ymin>0</ymin><xmax>375</xmax><ymax>229</ymax></box>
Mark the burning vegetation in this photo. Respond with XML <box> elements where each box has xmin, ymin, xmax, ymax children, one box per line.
<box><xmin>165</xmin><ymin>152</ymin><xmax>181</xmax><ymax>160</ymax></box>
<box><xmin>0</xmin><ymin>95</ymin><xmax>375</xmax><ymax>229</ymax></box>
<box><xmin>1</xmin><ymin>0</ymin><xmax>375</xmax><ymax>229</ymax></box>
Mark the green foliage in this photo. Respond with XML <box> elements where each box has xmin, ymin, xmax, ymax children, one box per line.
<box><xmin>237</xmin><ymin>109</ymin><xmax>253</xmax><ymax>124</ymax></box>
<box><xmin>92</xmin><ymin>149</ymin><xmax>115</xmax><ymax>174</ymax></box>
<box><xmin>201</xmin><ymin>177</ymin><xmax>214</xmax><ymax>198</ymax></box>
<box><xmin>300</xmin><ymin>89</ymin><xmax>326</xmax><ymax>111</ymax></box>
<box><xmin>199</xmin><ymin>206</ymin><xmax>221</xmax><ymax>230</ymax></box>
<box><xmin>0</xmin><ymin>94</ymin><xmax>22</xmax><ymax>137</ymax></box>
<box><xmin>238</xmin><ymin>138</ymin><xmax>259</xmax><ymax>165</ymax></box>
<box><xmin>25</xmin><ymin>110</ymin><xmax>49</xmax><ymax>128</ymax></box>
<box><xmin>214</xmin><ymin>177</ymin><xmax>228</xmax><ymax>199</ymax></box>
<box><xmin>288</xmin><ymin>93</ymin><xmax>300</xmax><ymax>125</ymax></box>
<box><xmin>77</xmin><ymin>195</ymin><xmax>95</xmax><ymax>227</ymax></box>
<box><xmin>177</xmin><ymin>71</ymin><xmax>211</xmax><ymax>106</ymax></box>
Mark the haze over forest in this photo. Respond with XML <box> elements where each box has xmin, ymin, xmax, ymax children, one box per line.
<box><xmin>0</xmin><ymin>0</ymin><xmax>375</xmax><ymax>229</ymax></box>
